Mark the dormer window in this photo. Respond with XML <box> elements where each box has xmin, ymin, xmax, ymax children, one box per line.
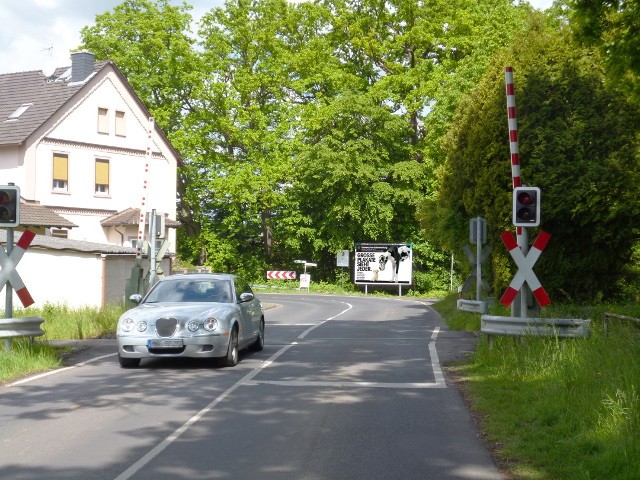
<box><xmin>7</xmin><ymin>103</ymin><xmax>32</xmax><ymax>120</ymax></box>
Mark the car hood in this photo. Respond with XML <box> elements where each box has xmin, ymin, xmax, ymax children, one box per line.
<box><xmin>121</xmin><ymin>302</ymin><xmax>235</xmax><ymax>322</ymax></box>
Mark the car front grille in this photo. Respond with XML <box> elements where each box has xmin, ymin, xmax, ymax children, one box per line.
<box><xmin>156</xmin><ymin>317</ymin><xmax>178</xmax><ymax>337</ymax></box>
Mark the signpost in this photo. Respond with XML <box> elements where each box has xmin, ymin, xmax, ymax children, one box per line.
<box><xmin>458</xmin><ymin>217</ymin><xmax>492</xmax><ymax>313</ymax></box>
<box><xmin>0</xmin><ymin>185</ymin><xmax>41</xmax><ymax>349</ymax></box>
<box><xmin>477</xmin><ymin>66</ymin><xmax>589</xmax><ymax>344</ymax></box>
<box><xmin>294</xmin><ymin>260</ymin><xmax>316</xmax><ymax>291</ymax></box>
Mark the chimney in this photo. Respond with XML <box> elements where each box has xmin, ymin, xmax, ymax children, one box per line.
<box><xmin>70</xmin><ymin>51</ymin><xmax>95</xmax><ymax>82</ymax></box>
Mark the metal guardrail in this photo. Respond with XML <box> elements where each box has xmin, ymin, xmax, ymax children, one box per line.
<box><xmin>0</xmin><ymin>317</ymin><xmax>45</xmax><ymax>339</ymax></box>
<box><xmin>481</xmin><ymin>315</ymin><xmax>590</xmax><ymax>339</ymax></box>
<box><xmin>603</xmin><ymin>312</ymin><xmax>640</xmax><ymax>336</ymax></box>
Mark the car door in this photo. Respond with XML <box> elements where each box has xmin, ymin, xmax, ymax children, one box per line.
<box><xmin>233</xmin><ymin>277</ymin><xmax>261</xmax><ymax>344</ymax></box>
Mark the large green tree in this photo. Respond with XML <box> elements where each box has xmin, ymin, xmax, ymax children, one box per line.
<box><xmin>424</xmin><ymin>13</ymin><xmax>640</xmax><ymax>300</ymax></box>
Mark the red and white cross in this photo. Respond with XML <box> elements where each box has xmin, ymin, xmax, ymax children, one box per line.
<box><xmin>0</xmin><ymin>229</ymin><xmax>35</xmax><ymax>307</ymax></box>
<box><xmin>500</xmin><ymin>230</ymin><xmax>551</xmax><ymax>308</ymax></box>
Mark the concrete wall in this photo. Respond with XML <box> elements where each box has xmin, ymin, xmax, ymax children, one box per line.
<box><xmin>5</xmin><ymin>246</ymin><xmax>172</xmax><ymax>309</ymax></box>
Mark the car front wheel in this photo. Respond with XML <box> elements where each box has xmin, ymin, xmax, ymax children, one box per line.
<box><xmin>223</xmin><ymin>327</ymin><xmax>239</xmax><ymax>367</ymax></box>
<box><xmin>118</xmin><ymin>354</ymin><xmax>141</xmax><ymax>368</ymax></box>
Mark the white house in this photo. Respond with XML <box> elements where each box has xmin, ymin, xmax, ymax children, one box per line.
<box><xmin>0</xmin><ymin>52</ymin><xmax>182</xmax><ymax>308</ymax></box>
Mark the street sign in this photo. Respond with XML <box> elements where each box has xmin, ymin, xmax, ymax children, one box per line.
<box><xmin>500</xmin><ymin>230</ymin><xmax>551</xmax><ymax>307</ymax></box>
<box><xmin>470</xmin><ymin>217</ymin><xmax>487</xmax><ymax>245</ymax></box>
<box><xmin>0</xmin><ymin>229</ymin><xmax>35</xmax><ymax>307</ymax></box>
<box><xmin>337</xmin><ymin>250</ymin><xmax>349</xmax><ymax>267</ymax></box>
<box><xmin>299</xmin><ymin>273</ymin><xmax>311</xmax><ymax>290</ymax></box>
<box><xmin>267</xmin><ymin>271</ymin><xmax>296</xmax><ymax>280</ymax></box>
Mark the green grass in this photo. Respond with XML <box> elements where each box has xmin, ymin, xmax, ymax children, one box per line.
<box><xmin>0</xmin><ymin>303</ymin><xmax>124</xmax><ymax>383</ymax></box>
<box><xmin>433</xmin><ymin>294</ymin><xmax>640</xmax><ymax>480</ymax></box>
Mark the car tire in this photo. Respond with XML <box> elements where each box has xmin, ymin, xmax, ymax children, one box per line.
<box><xmin>251</xmin><ymin>319</ymin><xmax>265</xmax><ymax>352</ymax></box>
<box><xmin>223</xmin><ymin>326</ymin><xmax>239</xmax><ymax>367</ymax></box>
<box><xmin>118</xmin><ymin>354</ymin><xmax>141</xmax><ymax>368</ymax></box>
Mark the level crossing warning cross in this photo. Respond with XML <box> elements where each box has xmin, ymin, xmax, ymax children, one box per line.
<box><xmin>500</xmin><ymin>230</ymin><xmax>551</xmax><ymax>308</ymax></box>
<box><xmin>0</xmin><ymin>229</ymin><xmax>35</xmax><ymax>307</ymax></box>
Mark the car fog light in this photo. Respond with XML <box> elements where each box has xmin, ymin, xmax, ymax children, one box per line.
<box><xmin>121</xmin><ymin>318</ymin><xmax>135</xmax><ymax>332</ymax></box>
<box><xmin>137</xmin><ymin>321</ymin><xmax>148</xmax><ymax>332</ymax></box>
<box><xmin>188</xmin><ymin>320</ymin><xmax>200</xmax><ymax>332</ymax></box>
<box><xmin>203</xmin><ymin>318</ymin><xmax>218</xmax><ymax>331</ymax></box>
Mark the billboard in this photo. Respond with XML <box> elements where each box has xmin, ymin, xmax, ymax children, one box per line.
<box><xmin>354</xmin><ymin>242</ymin><xmax>413</xmax><ymax>285</ymax></box>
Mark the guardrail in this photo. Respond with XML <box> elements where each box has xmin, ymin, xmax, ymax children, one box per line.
<box><xmin>481</xmin><ymin>315</ymin><xmax>590</xmax><ymax>343</ymax></box>
<box><xmin>603</xmin><ymin>312</ymin><xmax>640</xmax><ymax>336</ymax></box>
<box><xmin>0</xmin><ymin>317</ymin><xmax>45</xmax><ymax>349</ymax></box>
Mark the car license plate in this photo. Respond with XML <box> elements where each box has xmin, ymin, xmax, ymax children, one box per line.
<box><xmin>147</xmin><ymin>339</ymin><xmax>183</xmax><ymax>348</ymax></box>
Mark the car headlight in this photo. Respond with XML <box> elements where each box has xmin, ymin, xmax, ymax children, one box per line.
<box><xmin>203</xmin><ymin>318</ymin><xmax>218</xmax><ymax>332</ymax></box>
<box><xmin>188</xmin><ymin>320</ymin><xmax>200</xmax><ymax>332</ymax></box>
<box><xmin>136</xmin><ymin>321</ymin><xmax>148</xmax><ymax>332</ymax></box>
<box><xmin>121</xmin><ymin>318</ymin><xmax>135</xmax><ymax>333</ymax></box>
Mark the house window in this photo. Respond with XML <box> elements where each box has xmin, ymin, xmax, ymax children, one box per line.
<box><xmin>98</xmin><ymin>107</ymin><xmax>109</xmax><ymax>134</ymax></box>
<box><xmin>95</xmin><ymin>159</ymin><xmax>110</xmax><ymax>195</ymax></box>
<box><xmin>50</xmin><ymin>229</ymin><xmax>68</xmax><ymax>238</ymax></box>
<box><xmin>7</xmin><ymin>103</ymin><xmax>32</xmax><ymax>121</ymax></box>
<box><xmin>115</xmin><ymin>110</ymin><xmax>126</xmax><ymax>136</ymax></box>
<box><xmin>52</xmin><ymin>153</ymin><xmax>69</xmax><ymax>192</ymax></box>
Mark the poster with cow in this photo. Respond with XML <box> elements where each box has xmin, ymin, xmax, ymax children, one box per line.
<box><xmin>354</xmin><ymin>243</ymin><xmax>413</xmax><ymax>285</ymax></box>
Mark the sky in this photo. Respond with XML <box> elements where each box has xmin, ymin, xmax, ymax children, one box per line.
<box><xmin>0</xmin><ymin>0</ymin><xmax>555</xmax><ymax>75</ymax></box>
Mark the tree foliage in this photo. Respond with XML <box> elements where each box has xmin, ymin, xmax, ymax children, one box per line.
<box><xmin>570</xmin><ymin>0</ymin><xmax>640</xmax><ymax>88</ymax></box>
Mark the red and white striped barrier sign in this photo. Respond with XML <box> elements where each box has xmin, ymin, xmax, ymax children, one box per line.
<box><xmin>500</xmin><ymin>230</ymin><xmax>551</xmax><ymax>308</ymax></box>
<box><xmin>0</xmin><ymin>229</ymin><xmax>35</xmax><ymax>307</ymax></box>
<box><xmin>266</xmin><ymin>271</ymin><xmax>296</xmax><ymax>280</ymax></box>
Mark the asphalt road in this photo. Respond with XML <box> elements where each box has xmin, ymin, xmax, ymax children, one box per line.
<box><xmin>0</xmin><ymin>294</ymin><xmax>502</xmax><ymax>480</ymax></box>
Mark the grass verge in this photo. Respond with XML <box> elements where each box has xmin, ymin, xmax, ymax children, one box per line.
<box><xmin>0</xmin><ymin>304</ymin><xmax>124</xmax><ymax>384</ymax></box>
<box><xmin>433</xmin><ymin>294</ymin><xmax>640</xmax><ymax>480</ymax></box>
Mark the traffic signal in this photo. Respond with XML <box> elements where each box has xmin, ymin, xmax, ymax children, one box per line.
<box><xmin>0</xmin><ymin>185</ymin><xmax>20</xmax><ymax>228</ymax></box>
<box><xmin>513</xmin><ymin>186</ymin><xmax>540</xmax><ymax>227</ymax></box>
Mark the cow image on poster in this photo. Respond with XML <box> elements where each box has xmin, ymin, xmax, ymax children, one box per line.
<box><xmin>378</xmin><ymin>245</ymin><xmax>411</xmax><ymax>282</ymax></box>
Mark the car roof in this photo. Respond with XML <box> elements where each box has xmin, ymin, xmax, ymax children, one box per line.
<box><xmin>161</xmin><ymin>273</ymin><xmax>236</xmax><ymax>282</ymax></box>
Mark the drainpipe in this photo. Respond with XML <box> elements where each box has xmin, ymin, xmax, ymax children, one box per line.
<box><xmin>101</xmin><ymin>254</ymin><xmax>106</xmax><ymax>309</ymax></box>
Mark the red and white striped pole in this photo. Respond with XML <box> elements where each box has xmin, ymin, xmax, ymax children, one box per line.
<box><xmin>505</xmin><ymin>67</ymin><xmax>521</xmax><ymax>190</ymax></box>
<box><xmin>505</xmin><ymin>66</ymin><xmax>529</xmax><ymax>316</ymax></box>
<box><xmin>136</xmin><ymin>117</ymin><xmax>154</xmax><ymax>260</ymax></box>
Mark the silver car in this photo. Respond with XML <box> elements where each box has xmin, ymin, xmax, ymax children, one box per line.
<box><xmin>116</xmin><ymin>273</ymin><xmax>264</xmax><ymax>368</ymax></box>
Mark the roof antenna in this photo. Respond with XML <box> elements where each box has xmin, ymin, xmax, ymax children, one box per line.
<box><xmin>42</xmin><ymin>42</ymin><xmax>56</xmax><ymax>78</ymax></box>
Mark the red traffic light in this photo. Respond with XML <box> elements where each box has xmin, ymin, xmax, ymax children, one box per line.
<box><xmin>517</xmin><ymin>191</ymin><xmax>534</xmax><ymax>206</ymax></box>
<box><xmin>512</xmin><ymin>186</ymin><xmax>540</xmax><ymax>227</ymax></box>
<box><xmin>0</xmin><ymin>185</ymin><xmax>20</xmax><ymax>228</ymax></box>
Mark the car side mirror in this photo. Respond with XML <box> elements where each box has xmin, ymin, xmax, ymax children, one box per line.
<box><xmin>239</xmin><ymin>292</ymin><xmax>254</xmax><ymax>303</ymax></box>
<box><xmin>129</xmin><ymin>294</ymin><xmax>142</xmax><ymax>304</ymax></box>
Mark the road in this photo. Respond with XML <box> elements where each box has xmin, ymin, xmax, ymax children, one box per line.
<box><xmin>0</xmin><ymin>294</ymin><xmax>502</xmax><ymax>480</ymax></box>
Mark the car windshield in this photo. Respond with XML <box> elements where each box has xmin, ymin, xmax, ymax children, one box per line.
<box><xmin>144</xmin><ymin>278</ymin><xmax>234</xmax><ymax>304</ymax></box>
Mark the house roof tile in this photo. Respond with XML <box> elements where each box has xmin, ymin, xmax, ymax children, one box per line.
<box><xmin>100</xmin><ymin>207</ymin><xmax>181</xmax><ymax>228</ymax></box>
<box><xmin>19</xmin><ymin>203</ymin><xmax>78</xmax><ymax>228</ymax></box>
<box><xmin>0</xmin><ymin>62</ymin><xmax>110</xmax><ymax>146</ymax></box>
